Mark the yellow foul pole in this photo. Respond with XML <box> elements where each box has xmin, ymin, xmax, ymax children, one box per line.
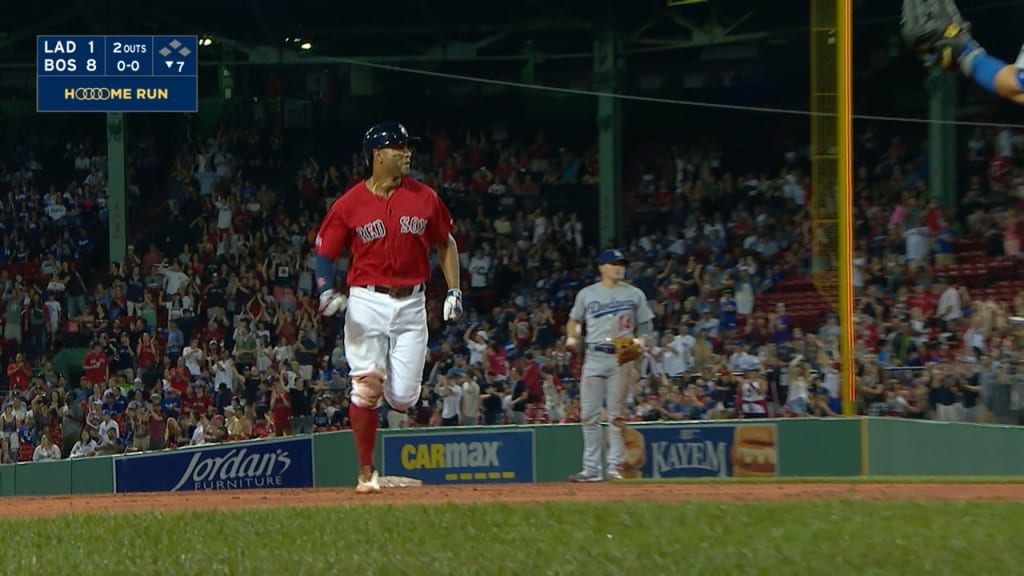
<box><xmin>810</xmin><ymin>0</ymin><xmax>855</xmax><ymax>414</ymax></box>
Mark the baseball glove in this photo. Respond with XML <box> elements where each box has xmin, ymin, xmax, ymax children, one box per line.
<box><xmin>613</xmin><ymin>337</ymin><xmax>642</xmax><ymax>365</ymax></box>
<box><xmin>901</xmin><ymin>0</ymin><xmax>982</xmax><ymax>71</ymax></box>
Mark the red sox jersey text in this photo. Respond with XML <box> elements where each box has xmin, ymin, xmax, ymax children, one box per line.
<box><xmin>315</xmin><ymin>177</ymin><xmax>454</xmax><ymax>288</ymax></box>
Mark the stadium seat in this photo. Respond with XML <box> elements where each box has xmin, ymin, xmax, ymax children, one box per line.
<box><xmin>18</xmin><ymin>443</ymin><xmax>34</xmax><ymax>462</ymax></box>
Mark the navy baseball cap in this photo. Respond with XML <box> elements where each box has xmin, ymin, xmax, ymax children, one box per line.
<box><xmin>596</xmin><ymin>249</ymin><xmax>628</xmax><ymax>266</ymax></box>
<box><xmin>363</xmin><ymin>122</ymin><xmax>420</xmax><ymax>164</ymax></box>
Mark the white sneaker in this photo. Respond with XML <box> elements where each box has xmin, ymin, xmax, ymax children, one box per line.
<box><xmin>356</xmin><ymin>468</ymin><xmax>382</xmax><ymax>494</ymax></box>
<box><xmin>569</xmin><ymin>471</ymin><xmax>603</xmax><ymax>483</ymax></box>
<box><xmin>605</xmin><ymin>469</ymin><xmax>624</xmax><ymax>481</ymax></box>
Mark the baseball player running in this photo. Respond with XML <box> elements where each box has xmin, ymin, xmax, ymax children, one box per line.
<box><xmin>315</xmin><ymin>121</ymin><xmax>464</xmax><ymax>494</ymax></box>
<box><xmin>565</xmin><ymin>249</ymin><xmax>654</xmax><ymax>482</ymax></box>
<box><xmin>902</xmin><ymin>0</ymin><xmax>1024</xmax><ymax>104</ymax></box>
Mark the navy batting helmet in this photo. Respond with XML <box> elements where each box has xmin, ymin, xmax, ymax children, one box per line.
<box><xmin>362</xmin><ymin>122</ymin><xmax>420</xmax><ymax>165</ymax></box>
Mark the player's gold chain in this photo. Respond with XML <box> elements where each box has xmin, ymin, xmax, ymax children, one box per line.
<box><xmin>367</xmin><ymin>177</ymin><xmax>399</xmax><ymax>197</ymax></box>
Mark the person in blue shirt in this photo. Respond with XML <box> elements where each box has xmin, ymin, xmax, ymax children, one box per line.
<box><xmin>935</xmin><ymin>226</ymin><xmax>956</xmax><ymax>266</ymax></box>
<box><xmin>18</xmin><ymin>417</ymin><xmax>36</xmax><ymax>446</ymax></box>
<box><xmin>165</xmin><ymin>321</ymin><xmax>184</xmax><ymax>360</ymax></box>
<box><xmin>318</xmin><ymin>356</ymin><xmax>346</xmax><ymax>384</ymax></box>
<box><xmin>0</xmin><ymin>238</ymin><xmax>12</xmax><ymax>263</ymax></box>
<box><xmin>657</xmin><ymin>388</ymin><xmax>688</xmax><ymax>420</ymax></box>
<box><xmin>719</xmin><ymin>287</ymin><xmax>738</xmax><ymax>338</ymax></box>
<box><xmin>161</xmin><ymin>388</ymin><xmax>181</xmax><ymax>421</ymax></box>
<box><xmin>112</xmin><ymin>389</ymin><xmax>128</xmax><ymax>414</ymax></box>
<box><xmin>75</xmin><ymin>227</ymin><xmax>93</xmax><ymax>255</ymax></box>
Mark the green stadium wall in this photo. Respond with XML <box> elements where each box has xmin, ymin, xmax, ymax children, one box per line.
<box><xmin>3</xmin><ymin>418</ymin><xmax>1024</xmax><ymax>497</ymax></box>
<box><xmin>865</xmin><ymin>418</ymin><xmax>1024</xmax><ymax>476</ymax></box>
<box><xmin>0</xmin><ymin>454</ymin><xmax>117</xmax><ymax>497</ymax></box>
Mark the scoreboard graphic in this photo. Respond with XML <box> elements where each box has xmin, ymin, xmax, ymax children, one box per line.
<box><xmin>37</xmin><ymin>35</ymin><xmax>198</xmax><ymax>112</ymax></box>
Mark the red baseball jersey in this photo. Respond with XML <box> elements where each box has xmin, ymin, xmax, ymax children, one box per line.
<box><xmin>315</xmin><ymin>177</ymin><xmax>454</xmax><ymax>288</ymax></box>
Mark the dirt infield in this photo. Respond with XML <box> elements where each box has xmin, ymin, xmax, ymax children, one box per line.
<box><xmin>2</xmin><ymin>482</ymin><xmax>1023</xmax><ymax>518</ymax></box>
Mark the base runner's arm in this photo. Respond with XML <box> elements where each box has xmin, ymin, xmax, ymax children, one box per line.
<box><xmin>436</xmin><ymin>233</ymin><xmax>464</xmax><ymax>322</ymax></box>
<box><xmin>313</xmin><ymin>207</ymin><xmax>350</xmax><ymax>316</ymax></box>
<box><xmin>314</xmin><ymin>206</ymin><xmax>349</xmax><ymax>296</ymax></box>
<box><xmin>314</xmin><ymin>254</ymin><xmax>336</xmax><ymax>296</ymax></box>
<box><xmin>435</xmin><ymin>234</ymin><xmax>460</xmax><ymax>292</ymax></box>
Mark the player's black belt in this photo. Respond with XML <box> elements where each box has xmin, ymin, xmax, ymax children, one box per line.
<box><xmin>588</xmin><ymin>343</ymin><xmax>616</xmax><ymax>354</ymax></box>
<box><xmin>360</xmin><ymin>283</ymin><xmax>425</xmax><ymax>298</ymax></box>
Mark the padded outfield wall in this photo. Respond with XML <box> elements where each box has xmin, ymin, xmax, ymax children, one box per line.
<box><xmin>1</xmin><ymin>419</ymin><xmax>1022</xmax><ymax>496</ymax></box>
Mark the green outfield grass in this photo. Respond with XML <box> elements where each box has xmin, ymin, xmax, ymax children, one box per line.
<box><xmin>621</xmin><ymin>475</ymin><xmax>1024</xmax><ymax>484</ymax></box>
<box><xmin>3</xmin><ymin>500</ymin><xmax>1023</xmax><ymax>575</ymax></box>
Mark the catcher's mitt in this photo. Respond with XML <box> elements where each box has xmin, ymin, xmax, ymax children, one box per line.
<box><xmin>613</xmin><ymin>337</ymin><xmax>642</xmax><ymax>365</ymax></box>
<box><xmin>901</xmin><ymin>0</ymin><xmax>981</xmax><ymax>71</ymax></box>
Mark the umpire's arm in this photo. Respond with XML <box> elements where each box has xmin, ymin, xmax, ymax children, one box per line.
<box><xmin>435</xmin><ymin>234</ymin><xmax>461</xmax><ymax>292</ymax></box>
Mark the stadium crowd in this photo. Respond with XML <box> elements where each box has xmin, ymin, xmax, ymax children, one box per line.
<box><xmin>1</xmin><ymin>114</ymin><xmax>1023</xmax><ymax>464</ymax></box>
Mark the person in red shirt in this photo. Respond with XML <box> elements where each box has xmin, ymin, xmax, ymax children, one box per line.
<box><xmin>270</xmin><ymin>381</ymin><xmax>292</xmax><ymax>437</ymax></box>
<box><xmin>82</xmin><ymin>343</ymin><xmax>109</xmax><ymax>387</ymax></box>
<box><xmin>522</xmin><ymin>353</ymin><xmax>543</xmax><ymax>404</ymax></box>
<box><xmin>6</xmin><ymin>353</ymin><xmax>31</xmax><ymax>393</ymax></box>
<box><xmin>184</xmin><ymin>383</ymin><xmax>207</xmax><ymax>415</ymax></box>
<box><xmin>314</xmin><ymin>121</ymin><xmax>463</xmax><ymax>494</ymax></box>
<box><xmin>485</xmin><ymin>341</ymin><xmax>508</xmax><ymax>376</ymax></box>
<box><xmin>164</xmin><ymin>357</ymin><xmax>191</xmax><ymax>397</ymax></box>
<box><xmin>136</xmin><ymin>332</ymin><xmax>158</xmax><ymax>373</ymax></box>
<box><xmin>856</xmin><ymin>318</ymin><xmax>880</xmax><ymax>354</ymax></box>
<box><xmin>905</xmin><ymin>283</ymin><xmax>931</xmax><ymax>314</ymax></box>
<box><xmin>512</xmin><ymin>311</ymin><xmax>533</xmax><ymax>349</ymax></box>
<box><xmin>195</xmin><ymin>381</ymin><xmax>213</xmax><ymax>413</ymax></box>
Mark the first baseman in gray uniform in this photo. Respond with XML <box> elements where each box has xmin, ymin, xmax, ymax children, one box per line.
<box><xmin>565</xmin><ymin>248</ymin><xmax>654</xmax><ymax>482</ymax></box>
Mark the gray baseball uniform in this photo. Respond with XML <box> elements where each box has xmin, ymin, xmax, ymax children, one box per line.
<box><xmin>569</xmin><ymin>281</ymin><xmax>654</xmax><ymax>476</ymax></box>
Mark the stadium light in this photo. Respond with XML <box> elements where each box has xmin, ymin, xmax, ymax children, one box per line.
<box><xmin>300</xmin><ymin>41</ymin><xmax>313</xmax><ymax>50</ymax></box>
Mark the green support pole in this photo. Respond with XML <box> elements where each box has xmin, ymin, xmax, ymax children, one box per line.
<box><xmin>106</xmin><ymin>112</ymin><xmax>127</xmax><ymax>266</ymax></box>
<box><xmin>927</xmin><ymin>67</ymin><xmax>957</xmax><ymax>208</ymax></box>
<box><xmin>521</xmin><ymin>45</ymin><xmax>536</xmax><ymax>85</ymax></box>
<box><xmin>942</xmin><ymin>73</ymin><xmax>956</xmax><ymax>209</ymax></box>
<box><xmin>218</xmin><ymin>64</ymin><xmax>234</xmax><ymax>99</ymax></box>
<box><xmin>595</xmin><ymin>31</ymin><xmax>622</xmax><ymax>249</ymax></box>
<box><xmin>520</xmin><ymin>45</ymin><xmax>548</xmax><ymax>132</ymax></box>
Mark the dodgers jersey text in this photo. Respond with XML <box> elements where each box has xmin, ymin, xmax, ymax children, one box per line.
<box><xmin>570</xmin><ymin>282</ymin><xmax>654</xmax><ymax>343</ymax></box>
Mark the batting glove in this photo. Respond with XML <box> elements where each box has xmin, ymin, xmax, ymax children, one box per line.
<box><xmin>443</xmin><ymin>289</ymin><xmax>463</xmax><ymax>321</ymax></box>
<box><xmin>318</xmin><ymin>289</ymin><xmax>347</xmax><ymax>317</ymax></box>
